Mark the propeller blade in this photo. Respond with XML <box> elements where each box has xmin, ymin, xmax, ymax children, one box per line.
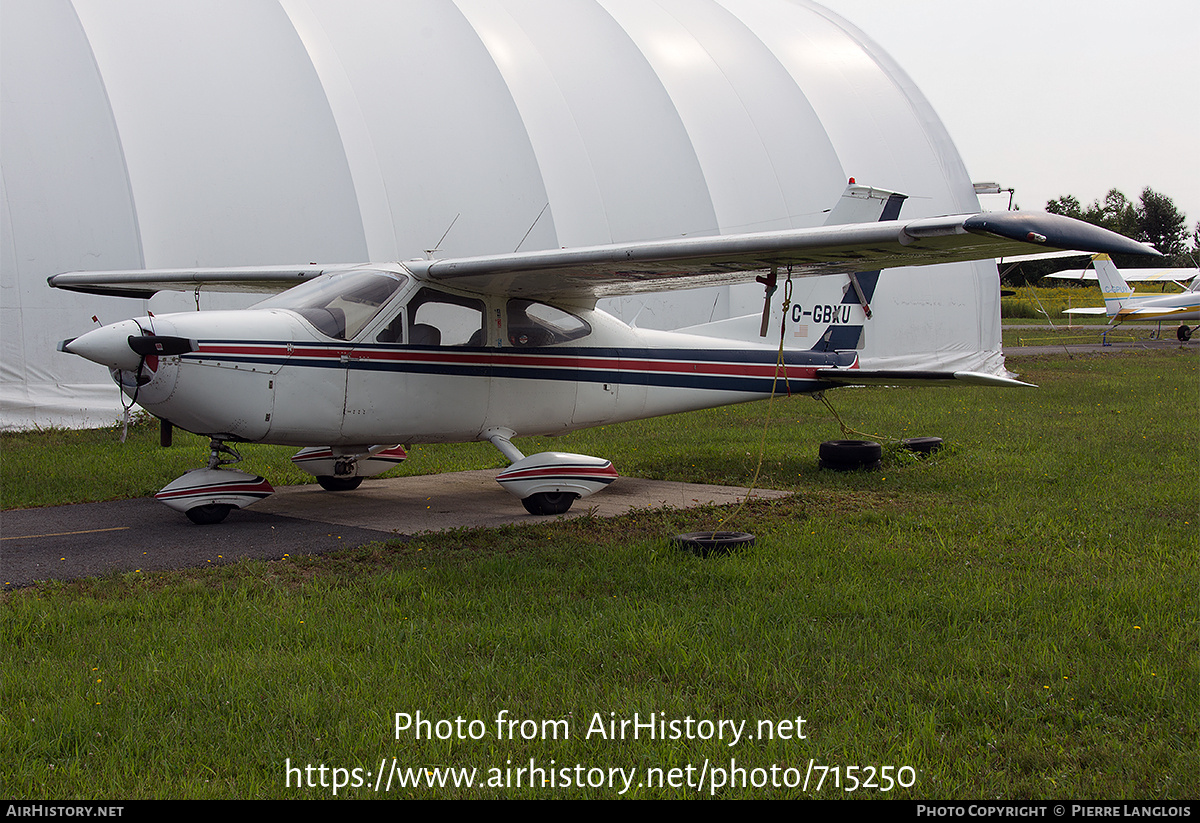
<box><xmin>127</xmin><ymin>335</ymin><xmax>197</xmax><ymax>357</ymax></box>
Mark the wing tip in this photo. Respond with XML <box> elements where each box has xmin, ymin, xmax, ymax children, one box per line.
<box><xmin>964</xmin><ymin>212</ymin><xmax>1161</xmax><ymax>258</ymax></box>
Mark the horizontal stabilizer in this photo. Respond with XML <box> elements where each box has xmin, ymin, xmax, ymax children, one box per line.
<box><xmin>814</xmin><ymin>369</ymin><xmax>1035</xmax><ymax>388</ymax></box>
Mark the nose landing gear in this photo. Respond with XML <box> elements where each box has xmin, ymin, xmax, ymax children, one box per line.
<box><xmin>154</xmin><ymin>439</ymin><xmax>275</xmax><ymax>524</ymax></box>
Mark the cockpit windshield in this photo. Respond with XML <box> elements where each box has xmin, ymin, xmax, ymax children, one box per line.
<box><xmin>252</xmin><ymin>270</ymin><xmax>406</xmax><ymax>340</ymax></box>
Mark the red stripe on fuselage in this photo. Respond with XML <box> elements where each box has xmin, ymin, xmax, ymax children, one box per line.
<box><xmin>193</xmin><ymin>343</ymin><xmax>821</xmax><ymax>380</ymax></box>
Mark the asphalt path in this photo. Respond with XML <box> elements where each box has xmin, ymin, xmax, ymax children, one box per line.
<box><xmin>1003</xmin><ymin>336</ymin><xmax>1194</xmax><ymax>356</ymax></box>
<box><xmin>2</xmin><ymin>497</ymin><xmax>385</xmax><ymax>588</ymax></box>
<box><xmin>2</xmin><ymin>472</ymin><xmax>787</xmax><ymax>588</ymax></box>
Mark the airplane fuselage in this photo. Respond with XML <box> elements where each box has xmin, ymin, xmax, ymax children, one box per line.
<box><xmin>1108</xmin><ymin>291</ymin><xmax>1200</xmax><ymax>324</ymax></box>
<box><xmin>69</xmin><ymin>268</ymin><xmax>854</xmax><ymax>449</ymax></box>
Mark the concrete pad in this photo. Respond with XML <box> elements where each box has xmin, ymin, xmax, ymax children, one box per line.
<box><xmin>3</xmin><ymin>472</ymin><xmax>789</xmax><ymax>587</ymax></box>
<box><xmin>255</xmin><ymin>470</ymin><xmax>791</xmax><ymax>534</ymax></box>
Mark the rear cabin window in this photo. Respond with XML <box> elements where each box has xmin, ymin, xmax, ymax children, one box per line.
<box><xmin>506</xmin><ymin>299</ymin><xmax>591</xmax><ymax>346</ymax></box>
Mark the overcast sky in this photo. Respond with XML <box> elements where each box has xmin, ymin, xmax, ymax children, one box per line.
<box><xmin>815</xmin><ymin>0</ymin><xmax>1200</xmax><ymax>229</ymax></box>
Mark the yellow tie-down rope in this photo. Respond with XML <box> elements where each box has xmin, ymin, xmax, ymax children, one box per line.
<box><xmin>710</xmin><ymin>274</ymin><xmax>909</xmax><ymax>536</ymax></box>
<box><xmin>712</xmin><ymin>274</ymin><xmax>795</xmax><ymax>534</ymax></box>
<box><xmin>817</xmin><ymin>393</ymin><xmax>897</xmax><ymax>446</ymax></box>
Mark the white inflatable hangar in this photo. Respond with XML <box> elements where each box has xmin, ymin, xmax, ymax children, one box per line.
<box><xmin>2</xmin><ymin>0</ymin><xmax>1002</xmax><ymax>429</ymax></box>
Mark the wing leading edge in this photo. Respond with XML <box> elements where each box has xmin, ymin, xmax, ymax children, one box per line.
<box><xmin>48</xmin><ymin>211</ymin><xmax>1158</xmax><ymax>300</ymax></box>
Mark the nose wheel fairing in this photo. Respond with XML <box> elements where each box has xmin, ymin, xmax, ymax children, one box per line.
<box><xmin>154</xmin><ymin>439</ymin><xmax>273</xmax><ymax>524</ymax></box>
<box><xmin>154</xmin><ymin>468</ymin><xmax>274</xmax><ymax>524</ymax></box>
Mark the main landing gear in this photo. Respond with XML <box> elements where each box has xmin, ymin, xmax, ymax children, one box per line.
<box><xmin>290</xmin><ymin>435</ymin><xmax>616</xmax><ymax>517</ymax></box>
<box><xmin>317</xmin><ymin>475</ymin><xmax>363</xmax><ymax>491</ymax></box>
<box><xmin>290</xmin><ymin>445</ymin><xmax>408</xmax><ymax>490</ymax></box>
<box><xmin>487</xmin><ymin>428</ymin><xmax>618</xmax><ymax>516</ymax></box>
<box><xmin>154</xmin><ymin>430</ymin><xmax>615</xmax><ymax>522</ymax></box>
<box><xmin>154</xmin><ymin>439</ymin><xmax>274</xmax><ymax>524</ymax></box>
<box><xmin>520</xmin><ymin>491</ymin><xmax>578</xmax><ymax>516</ymax></box>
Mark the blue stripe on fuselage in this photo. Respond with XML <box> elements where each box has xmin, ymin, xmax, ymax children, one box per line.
<box><xmin>183</xmin><ymin>342</ymin><xmax>853</xmax><ymax>394</ymax></box>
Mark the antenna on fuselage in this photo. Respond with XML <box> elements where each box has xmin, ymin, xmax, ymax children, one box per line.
<box><xmin>514</xmin><ymin>202</ymin><xmax>551</xmax><ymax>253</ymax></box>
<box><xmin>425</xmin><ymin>213</ymin><xmax>461</xmax><ymax>259</ymax></box>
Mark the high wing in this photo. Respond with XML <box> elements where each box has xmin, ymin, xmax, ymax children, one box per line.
<box><xmin>47</xmin><ymin>264</ymin><xmax>357</xmax><ymax>299</ymax></box>
<box><xmin>48</xmin><ymin>210</ymin><xmax>1158</xmax><ymax>300</ymax></box>
<box><xmin>410</xmin><ymin>211</ymin><xmax>1158</xmax><ymax>298</ymax></box>
<box><xmin>1046</xmin><ymin>267</ymin><xmax>1198</xmax><ymax>284</ymax></box>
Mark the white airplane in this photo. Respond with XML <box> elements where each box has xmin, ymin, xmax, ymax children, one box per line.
<box><xmin>1060</xmin><ymin>254</ymin><xmax>1200</xmax><ymax>339</ymax></box>
<box><xmin>53</xmin><ymin>185</ymin><xmax>1157</xmax><ymax>524</ymax></box>
<box><xmin>1046</xmin><ymin>259</ymin><xmax>1198</xmax><ymax>287</ymax></box>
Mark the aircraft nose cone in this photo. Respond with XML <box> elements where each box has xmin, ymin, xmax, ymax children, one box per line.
<box><xmin>59</xmin><ymin>319</ymin><xmax>145</xmax><ymax>371</ymax></box>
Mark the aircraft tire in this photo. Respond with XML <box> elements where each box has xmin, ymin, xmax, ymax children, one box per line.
<box><xmin>901</xmin><ymin>436</ymin><xmax>944</xmax><ymax>455</ymax></box>
<box><xmin>317</xmin><ymin>476</ymin><xmax>364</xmax><ymax>492</ymax></box>
<box><xmin>522</xmin><ymin>491</ymin><xmax>577</xmax><ymax>516</ymax></box>
<box><xmin>671</xmin><ymin>531</ymin><xmax>755</xmax><ymax>556</ymax></box>
<box><xmin>818</xmin><ymin>439</ymin><xmax>882</xmax><ymax>471</ymax></box>
<box><xmin>186</xmin><ymin>503</ymin><xmax>233</xmax><ymax>525</ymax></box>
<box><xmin>1178</xmin><ymin>325</ymin><xmax>1193</xmax><ymax>342</ymax></box>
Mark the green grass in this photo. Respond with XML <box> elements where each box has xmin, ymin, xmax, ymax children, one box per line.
<box><xmin>1001</xmin><ymin>284</ymin><xmax>1186</xmax><ymax>321</ymax></box>
<box><xmin>1002</xmin><ymin>285</ymin><xmax>1103</xmax><ymax>320</ymax></box>
<box><xmin>0</xmin><ymin>417</ymin><xmax>505</xmax><ymax>510</ymax></box>
<box><xmin>1002</xmin><ymin>326</ymin><xmax>1147</xmax><ymax>349</ymax></box>
<box><xmin>2</xmin><ymin>349</ymin><xmax>1197</xmax><ymax>799</ymax></box>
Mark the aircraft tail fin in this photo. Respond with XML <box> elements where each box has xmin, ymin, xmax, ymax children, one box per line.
<box><xmin>1092</xmin><ymin>253</ymin><xmax>1134</xmax><ymax>316</ymax></box>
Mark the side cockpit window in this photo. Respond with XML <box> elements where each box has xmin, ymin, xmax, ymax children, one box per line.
<box><xmin>253</xmin><ymin>270</ymin><xmax>405</xmax><ymax>341</ymax></box>
<box><xmin>506</xmin><ymin>299</ymin><xmax>591</xmax><ymax>347</ymax></box>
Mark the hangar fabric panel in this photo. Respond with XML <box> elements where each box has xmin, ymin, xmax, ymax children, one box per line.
<box><xmin>0</xmin><ymin>0</ymin><xmax>998</xmax><ymax>429</ymax></box>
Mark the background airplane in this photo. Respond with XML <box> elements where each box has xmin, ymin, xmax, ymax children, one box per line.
<box><xmin>1057</xmin><ymin>254</ymin><xmax>1199</xmax><ymax>339</ymax></box>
